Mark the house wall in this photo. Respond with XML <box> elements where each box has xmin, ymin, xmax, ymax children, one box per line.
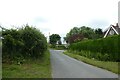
<box><xmin>109</xmin><ymin>28</ymin><xmax>116</xmax><ymax>35</ymax></box>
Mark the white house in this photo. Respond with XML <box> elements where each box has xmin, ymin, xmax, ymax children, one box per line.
<box><xmin>104</xmin><ymin>23</ymin><xmax>120</xmax><ymax>38</ymax></box>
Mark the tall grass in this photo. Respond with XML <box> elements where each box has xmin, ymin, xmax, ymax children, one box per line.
<box><xmin>2</xmin><ymin>50</ymin><xmax>52</xmax><ymax>78</ymax></box>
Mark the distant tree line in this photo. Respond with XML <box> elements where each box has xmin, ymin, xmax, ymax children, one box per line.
<box><xmin>64</xmin><ymin>26</ymin><xmax>103</xmax><ymax>44</ymax></box>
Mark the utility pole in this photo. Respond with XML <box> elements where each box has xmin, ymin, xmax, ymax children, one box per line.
<box><xmin>48</xmin><ymin>32</ymin><xmax>50</xmax><ymax>44</ymax></box>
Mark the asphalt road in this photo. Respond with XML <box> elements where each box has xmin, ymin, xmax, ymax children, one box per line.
<box><xmin>50</xmin><ymin>50</ymin><xmax>118</xmax><ymax>78</ymax></box>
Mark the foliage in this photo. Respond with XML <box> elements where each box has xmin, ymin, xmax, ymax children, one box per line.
<box><xmin>49</xmin><ymin>44</ymin><xmax>67</xmax><ymax>50</ymax></box>
<box><xmin>79</xmin><ymin>26</ymin><xmax>95</xmax><ymax>39</ymax></box>
<box><xmin>68</xmin><ymin>34</ymin><xmax>84</xmax><ymax>44</ymax></box>
<box><xmin>94</xmin><ymin>28</ymin><xmax>104</xmax><ymax>39</ymax></box>
<box><xmin>2</xmin><ymin>29</ymin><xmax>24</xmax><ymax>61</ymax></box>
<box><xmin>49</xmin><ymin>34</ymin><xmax>61</xmax><ymax>45</ymax></box>
<box><xmin>64</xmin><ymin>26</ymin><xmax>103</xmax><ymax>44</ymax></box>
<box><xmin>58</xmin><ymin>40</ymin><xmax>62</xmax><ymax>45</ymax></box>
<box><xmin>2</xmin><ymin>50</ymin><xmax>52</xmax><ymax>78</ymax></box>
<box><xmin>95</xmin><ymin>28</ymin><xmax>103</xmax><ymax>35</ymax></box>
<box><xmin>63</xmin><ymin>37</ymin><xmax>68</xmax><ymax>43</ymax></box>
<box><xmin>55</xmin><ymin>45</ymin><xmax>67</xmax><ymax>50</ymax></box>
<box><xmin>69</xmin><ymin>35</ymin><xmax>120</xmax><ymax>61</ymax></box>
<box><xmin>19</xmin><ymin>25</ymin><xmax>47</xmax><ymax>58</ymax></box>
<box><xmin>49</xmin><ymin>44</ymin><xmax>56</xmax><ymax>48</ymax></box>
<box><xmin>2</xmin><ymin>24</ymin><xmax>47</xmax><ymax>63</ymax></box>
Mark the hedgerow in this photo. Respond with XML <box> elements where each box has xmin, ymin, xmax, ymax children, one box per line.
<box><xmin>69</xmin><ymin>35</ymin><xmax>120</xmax><ymax>61</ymax></box>
<box><xmin>2</xmin><ymin>25</ymin><xmax>47</xmax><ymax>63</ymax></box>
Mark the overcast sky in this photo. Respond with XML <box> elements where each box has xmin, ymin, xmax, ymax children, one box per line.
<box><xmin>0</xmin><ymin>0</ymin><xmax>119</xmax><ymax>42</ymax></box>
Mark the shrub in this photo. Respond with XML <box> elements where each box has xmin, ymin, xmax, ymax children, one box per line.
<box><xmin>2</xmin><ymin>25</ymin><xmax>47</xmax><ymax>63</ymax></box>
<box><xmin>19</xmin><ymin>26</ymin><xmax>47</xmax><ymax>58</ymax></box>
<box><xmin>69</xmin><ymin>35</ymin><xmax>120</xmax><ymax>61</ymax></box>
<box><xmin>56</xmin><ymin>45</ymin><xmax>67</xmax><ymax>50</ymax></box>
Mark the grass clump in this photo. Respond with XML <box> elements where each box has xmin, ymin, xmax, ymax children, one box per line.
<box><xmin>2</xmin><ymin>50</ymin><xmax>52</xmax><ymax>78</ymax></box>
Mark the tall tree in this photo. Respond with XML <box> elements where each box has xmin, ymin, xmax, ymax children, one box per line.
<box><xmin>95</xmin><ymin>28</ymin><xmax>103</xmax><ymax>35</ymax></box>
<box><xmin>79</xmin><ymin>26</ymin><xmax>94</xmax><ymax>39</ymax></box>
<box><xmin>64</xmin><ymin>26</ymin><xmax>95</xmax><ymax>44</ymax></box>
<box><xmin>94</xmin><ymin>28</ymin><xmax>103</xmax><ymax>38</ymax></box>
<box><xmin>49</xmin><ymin>34</ymin><xmax>61</xmax><ymax>45</ymax></box>
<box><xmin>68</xmin><ymin>34</ymin><xmax>84</xmax><ymax>44</ymax></box>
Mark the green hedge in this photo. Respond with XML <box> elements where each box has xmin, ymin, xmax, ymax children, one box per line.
<box><xmin>69</xmin><ymin>35</ymin><xmax>120</xmax><ymax>61</ymax></box>
<box><xmin>56</xmin><ymin>45</ymin><xmax>67</xmax><ymax>50</ymax></box>
<box><xmin>49</xmin><ymin>44</ymin><xmax>67</xmax><ymax>50</ymax></box>
<box><xmin>2</xmin><ymin>25</ymin><xmax>47</xmax><ymax>63</ymax></box>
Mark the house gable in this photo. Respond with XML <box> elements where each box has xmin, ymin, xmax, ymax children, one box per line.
<box><xmin>104</xmin><ymin>23</ymin><xmax>120</xmax><ymax>38</ymax></box>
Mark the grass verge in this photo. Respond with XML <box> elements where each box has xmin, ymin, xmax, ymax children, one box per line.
<box><xmin>2</xmin><ymin>50</ymin><xmax>52</xmax><ymax>78</ymax></box>
<box><xmin>64</xmin><ymin>51</ymin><xmax>119</xmax><ymax>74</ymax></box>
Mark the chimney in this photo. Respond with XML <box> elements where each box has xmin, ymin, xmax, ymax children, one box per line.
<box><xmin>116</xmin><ymin>23</ymin><xmax>119</xmax><ymax>27</ymax></box>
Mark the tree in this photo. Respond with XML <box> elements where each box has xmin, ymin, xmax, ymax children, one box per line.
<box><xmin>58</xmin><ymin>40</ymin><xmax>62</xmax><ymax>45</ymax></box>
<box><xmin>95</xmin><ymin>28</ymin><xmax>103</xmax><ymax>34</ymax></box>
<box><xmin>64</xmin><ymin>26</ymin><xmax>95</xmax><ymax>44</ymax></box>
<box><xmin>95</xmin><ymin>28</ymin><xmax>103</xmax><ymax>38</ymax></box>
<box><xmin>64</xmin><ymin>27</ymin><xmax>80</xmax><ymax>44</ymax></box>
<box><xmin>63</xmin><ymin>37</ymin><xmax>68</xmax><ymax>44</ymax></box>
<box><xmin>68</xmin><ymin>34</ymin><xmax>84</xmax><ymax>44</ymax></box>
<box><xmin>49</xmin><ymin>34</ymin><xmax>61</xmax><ymax>45</ymax></box>
<box><xmin>80</xmin><ymin>26</ymin><xmax>95</xmax><ymax>39</ymax></box>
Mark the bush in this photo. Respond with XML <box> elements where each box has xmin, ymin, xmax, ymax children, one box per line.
<box><xmin>49</xmin><ymin>44</ymin><xmax>67</xmax><ymax>50</ymax></box>
<box><xmin>19</xmin><ymin>26</ymin><xmax>47</xmax><ymax>58</ymax></box>
<box><xmin>2</xmin><ymin>25</ymin><xmax>47</xmax><ymax>63</ymax></box>
<box><xmin>49</xmin><ymin>44</ymin><xmax>56</xmax><ymax>48</ymax></box>
<box><xmin>69</xmin><ymin>35</ymin><xmax>120</xmax><ymax>61</ymax></box>
<box><xmin>56</xmin><ymin>45</ymin><xmax>67</xmax><ymax>50</ymax></box>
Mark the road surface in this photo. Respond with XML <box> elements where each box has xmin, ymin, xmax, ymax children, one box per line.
<box><xmin>50</xmin><ymin>50</ymin><xmax>118</xmax><ymax>78</ymax></box>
